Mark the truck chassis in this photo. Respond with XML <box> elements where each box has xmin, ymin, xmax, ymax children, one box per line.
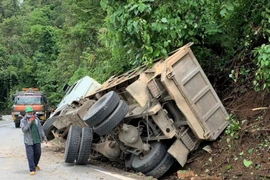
<box><xmin>44</xmin><ymin>43</ymin><xmax>228</xmax><ymax>178</ymax></box>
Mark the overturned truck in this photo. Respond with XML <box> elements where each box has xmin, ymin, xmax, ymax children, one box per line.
<box><xmin>44</xmin><ymin>43</ymin><xmax>229</xmax><ymax>178</ymax></box>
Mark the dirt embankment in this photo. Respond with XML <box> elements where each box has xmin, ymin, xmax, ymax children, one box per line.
<box><xmin>162</xmin><ymin>90</ymin><xmax>270</xmax><ymax>180</ymax></box>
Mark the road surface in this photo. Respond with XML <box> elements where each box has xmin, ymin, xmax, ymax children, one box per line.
<box><xmin>0</xmin><ymin>116</ymin><xmax>143</xmax><ymax>180</ymax></box>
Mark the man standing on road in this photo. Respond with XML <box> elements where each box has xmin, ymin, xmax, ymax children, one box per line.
<box><xmin>20</xmin><ymin>106</ymin><xmax>48</xmax><ymax>175</ymax></box>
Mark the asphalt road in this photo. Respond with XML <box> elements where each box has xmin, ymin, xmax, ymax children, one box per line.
<box><xmin>0</xmin><ymin>116</ymin><xmax>141</xmax><ymax>180</ymax></box>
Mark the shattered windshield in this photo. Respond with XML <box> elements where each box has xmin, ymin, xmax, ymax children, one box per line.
<box><xmin>14</xmin><ymin>96</ymin><xmax>42</xmax><ymax>105</ymax></box>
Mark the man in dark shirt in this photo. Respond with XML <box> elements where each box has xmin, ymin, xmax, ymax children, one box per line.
<box><xmin>20</xmin><ymin>106</ymin><xmax>48</xmax><ymax>175</ymax></box>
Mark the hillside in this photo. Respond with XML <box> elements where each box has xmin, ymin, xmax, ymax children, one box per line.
<box><xmin>163</xmin><ymin>90</ymin><xmax>270</xmax><ymax>179</ymax></box>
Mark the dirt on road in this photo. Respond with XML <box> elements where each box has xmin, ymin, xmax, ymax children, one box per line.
<box><xmin>0</xmin><ymin>121</ymin><xmax>148</xmax><ymax>180</ymax></box>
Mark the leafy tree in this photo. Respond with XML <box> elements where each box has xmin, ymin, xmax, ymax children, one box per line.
<box><xmin>224</xmin><ymin>0</ymin><xmax>270</xmax><ymax>92</ymax></box>
<box><xmin>0</xmin><ymin>0</ymin><xmax>269</xmax><ymax>113</ymax></box>
<box><xmin>56</xmin><ymin>0</ymin><xmax>107</xmax><ymax>85</ymax></box>
<box><xmin>100</xmin><ymin>0</ymin><xmax>224</xmax><ymax>67</ymax></box>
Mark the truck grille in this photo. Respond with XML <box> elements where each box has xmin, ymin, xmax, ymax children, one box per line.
<box><xmin>147</xmin><ymin>79</ymin><xmax>165</xmax><ymax>98</ymax></box>
<box><xmin>180</xmin><ymin>128</ymin><xmax>199</xmax><ymax>151</ymax></box>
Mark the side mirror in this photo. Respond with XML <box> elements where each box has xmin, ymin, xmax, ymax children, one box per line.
<box><xmin>62</xmin><ymin>83</ymin><xmax>69</xmax><ymax>93</ymax></box>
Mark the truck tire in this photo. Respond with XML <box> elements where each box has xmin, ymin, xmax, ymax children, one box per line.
<box><xmin>83</xmin><ymin>91</ymin><xmax>120</xmax><ymax>127</ymax></box>
<box><xmin>43</xmin><ymin>117</ymin><xmax>57</xmax><ymax>141</ymax></box>
<box><xmin>93</xmin><ymin>100</ymin><xmax>129</xmax><ymax>136</ymax></box>
<box><xmin>15</xmin><ymin>122</ymin><xmax>20</xmax><ymax>128</ymax></box>
<box><xmin>131</xmin><ymin>142</ymin><xmax>167</xmax><ymax>173</ymax></box>
<box><xmin>145</xmin><ymin>153</ymin><xmax>175</xmax><ymax>178</ymax></box>
<box><xmin>64</xmin><ymin>125</ymin><xmax>82</xmax><ymax>163</ymax></box>
<box><xmin>76</xmin><ymin>127</ymin><xmax>93</xmax><ymax>165</ymax></box>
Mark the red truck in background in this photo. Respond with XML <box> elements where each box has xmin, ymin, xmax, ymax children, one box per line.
<box><xmin>11</xmin><ymin>88</ymin><xmax>50</xmax><ymax>128</ymax></box>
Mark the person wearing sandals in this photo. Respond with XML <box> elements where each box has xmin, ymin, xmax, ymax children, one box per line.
<box><xmin>21</xmin><ymin>106</ymin><xmax>48</xmax><ymax>175</ymax></box>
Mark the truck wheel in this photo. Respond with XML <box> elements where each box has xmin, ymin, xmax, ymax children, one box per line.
<box><xmin>83</xmin><ymin>91</ymin><xmax>120</xmax><ymax>127</ymax></box>
<box><xmin>145</xmin><ymin>153</ymin><xmax>175</xmax><ymax>178</ymax></box>
<box><xmin>131</xmin><ymin>142</ymin><xmax>167</xmax><ymax>173</ymax></box>
<box><xmin>64</xmin><ymin>125</ymin><xmax>82</xmax><ymax>163</ymax></box>
<box><xmin>15</xmin><ymin>122</ymin><xmax>20</xmax><ymax>128</ymax></box>
<box><xmin>76</xmin><ymin>127</ymin><xmax>93</xmax><ymax>165</ymax></box>
<box><xmin>43</xmin><ymin>117</ymin><xmax>57</xmax><ymax>141</ymax></box>
<box><xmin>93</xmin><ymin>100</ymin><xmax>129</xmax><ymax>136</ymax></box>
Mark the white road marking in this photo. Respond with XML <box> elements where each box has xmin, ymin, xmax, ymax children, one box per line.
<box><xmin>93</xmin><ymin>168</ymin><xmax>137</xmax><ymax>180</ymax></box>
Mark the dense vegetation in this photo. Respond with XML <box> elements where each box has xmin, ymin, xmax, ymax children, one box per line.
<box><xmin>0</xmin><ymin>0</ymin><xmax>269</xmax><ymax>112</ymax></box>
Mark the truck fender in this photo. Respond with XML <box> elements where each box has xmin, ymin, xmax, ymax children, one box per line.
<box><xmin>167</xmin><ymin>139</ymin><xmax>189</xmax><ymax>167</ymax></box>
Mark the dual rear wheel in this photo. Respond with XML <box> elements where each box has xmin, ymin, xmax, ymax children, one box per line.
<box><xmin>83</xmin><ymin>91</ymin><xmax>129</xmax><ymax>136</ymax></box>
<box><xmin>65</xmin><ymin>91</ymin><xmax>129</xmax><ymax>164</ymax></box>
<box><xmin>64</xmin><ymin>126</ymin><xmax>93</xmax><ymax>165</ymax></box>
<box><xmin>64</xmin><ymin>91</ymin><xmax>173</xmax><ymax>178</ymax></box>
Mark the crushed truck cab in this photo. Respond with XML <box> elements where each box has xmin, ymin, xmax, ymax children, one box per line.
<box><xmin>45</xmin><ymin>43</ymin><xmax>229</xmax><ymax>178</ymax></box>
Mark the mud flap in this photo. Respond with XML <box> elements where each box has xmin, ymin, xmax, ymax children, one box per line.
<box><xmin>168</xmin><ymin>139</ymin><xmax>189</xmax><ymax>167</ymax></box>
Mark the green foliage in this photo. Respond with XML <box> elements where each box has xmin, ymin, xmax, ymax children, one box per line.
<box><xmin>69</xmin><ymin>47</ymin><xmax>111</xmax><ymax>84</ymax></box>
<box><xmin>250</xmin><ymin>5</ymin><xmax>270</xmax><ymax>92</ymax></box>
<box><xmin>100</xmin><ymin>0</ymin><xmax>224</xmax><ymax>67</ymax></box>
<box><xmin>225</xmin><ymin>114</ymin><xmax>241</xmax><ymax>139</ymax></box>
<box><xmin>224</xmin><ymin>0</ymin><xmax>270</xmax><ymax>92</ymax></box>
<box><xmin>252</xmin><ymin>44</ymin><xmax>270</xmax><ymax>92</ymax></box>
<box><xmin>229</xmin><ymin>66</ymin><xmax>251</xmax><ymax>84</ymax></box>
<box><xmin>258</xmin><ymin>139</ymin><xmax>270</xmax><ymax>150</ymax></box>
<box><xmin>248</xmin><ymin>148</ymin><xmax>254</xmax><ymax>154</ymax></box>
<box><xmin>226</xmin><ymin>165</ymin><xmax>232</xmax><ymax>170</ymax></box>
<box><xmin>243</xmin><ymin>159</ymin><xmax>253</xmax><ymax>167</ymax></box>
<box><xmin>57</xmin><ymin>0</ymin><xmax>108</xmax><ymax>85</ymax></box>
<box><xmin>0</xmin><ymin>0</ymin><xmax>269</xmax><ymax>112</ymax></box>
